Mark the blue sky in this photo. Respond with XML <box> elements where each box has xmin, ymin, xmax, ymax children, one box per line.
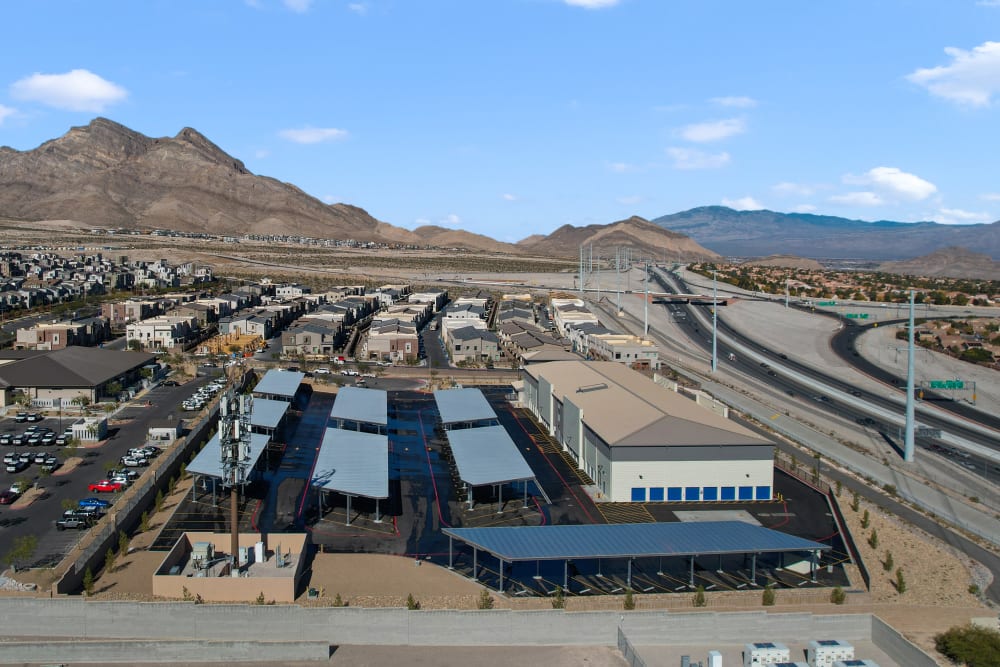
<box><xmin>1</xmin><ymin>0</ymin><xmax>999</xmax><ymax>241</ymax></box>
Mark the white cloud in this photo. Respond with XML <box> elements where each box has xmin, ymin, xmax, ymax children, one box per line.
<box><xmin>563</xmin><ymin>0</ymin><xmax>621</xmax><ymax>8</ymax></box>
<box><xmin>977</xmin><ymin>1</ymin><xmax>1000</xmax><ymax>7</ymax></box>
<box><xmin>666</xmin><ymin>147</ymin><xmax>730</xmax><ymax>170</ymax></box>
<box><xmin>347</xmin><ymin>2</ymin><xmax>368</xmax><ymax>14</ymax></box>
<box><xmin>906</xmin><ymin>41</ymin><xmax>1000</xmax><ymax>107</ymax></box>
<box><xmin>0</xmin><ymin>104</ymin><xmax>15</xmax><ymax>125</ymax></box>
<box><xmin>936</xmin><ymin>207</ymin><xmax>993</xmax><ymax>224</ymax></box>
<box><xmin>414</xmin><ymin>217</ymin><xmax>431</xmax><ymax>226</ymax></box>
<box><xmin>440</xmin><ymin>214</ymin><xmax>461</xmax><ymax>227</ymax></box>
<box><xmin>679</xmin><ymin>117</ymin><xmax>745</xmax><ymax>142</ymax></box>
<box><xmin>722</xmin><ymin>196</ymin><xmax>763</xmax><ymax>211</ymax></box>
<box><xmin>617</xmin><ymin>195</ymin><xmax>642</xmax><ymax>205</ymax></box>
<box><xmin>980</xmin><ymin>192</ymin><xmax>1000</xmax><ymax>201</ymax></box>
<box><xmin>710</xmin><ymin>96</ymin><xmax>757</xmax><ymax>108</ymax></box>
<box><xmin>278</xmin><ymin>127</ymin><xmax>349</xmax><ymax>144</ymax></box>
<box><xmin>608</xmin><ymin>161</ymin><xmax>637</xmax><ymax>173</ymax></box>
<box><xmin>322</xmin><ymin>195</ymin><xmax>339</xmax><ymax>204</ymax></box>
<box><xmin>502</xmin><ymin>193</ymin><xmax>517</xmax><ymax>201</ymax></box>
<box><xmin>844</xmin><ymin>166</ymin><xmax>937</xmax><ymax>201</ymax></box>
<box><xmin>772</xmin><ymin>181</ymin><xmax>815</xmax><ymax>197</ymax></box>
<box><xmin>254</xmin><ymin>149</ymin><xmax>270</xmax><ymax>159</ymax></box>
<box><xmin>830</xmin><ymin>191</ymin><xmax>885</xmax><ymax>206</ymax></box>
<box><xmin>10</xmin><ymin>69</ymin><xmax>127</xmax><ymax>112</ymax></box>
<box><xmin>283</xmin><ymin>0</ymin><xmax>313</xmax><ymax>12</ymax></box>
<box><xmin>793</xmin><ymin>204</ymin><xmax>818</xmax><ymax>213</ymax></box>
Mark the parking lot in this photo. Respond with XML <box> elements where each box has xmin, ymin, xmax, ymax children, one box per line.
<box><xmin>151</xmin><ymin>385</ymin><xmax>851</xmax><ymax>598</ymax></box>
<box><xmin>0</xmin><ymin>377</ymin><xmax>214</xmax><ymax>567</ymax></box>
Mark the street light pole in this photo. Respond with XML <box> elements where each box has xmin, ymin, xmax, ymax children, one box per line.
<box><xmin>711</xmin><ymin>270</ymin><xmax>718</xmax><ymax>373</ymax></box>
<box><xmin>904</xmin><ymin>290</ymin><xmax>916</xmax><ymax>462</ymax></box>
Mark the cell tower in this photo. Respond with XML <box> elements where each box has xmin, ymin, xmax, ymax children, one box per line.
<box><xmin>218</xmin><ymin>388</ymin><xmax>253</xmax><ymax>575</ymax></box>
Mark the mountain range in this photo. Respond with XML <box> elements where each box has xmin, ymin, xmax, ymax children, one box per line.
<box><xmin>653</xmin><ymin>207</ymin><xmax>1000</xmax><ymax>261</ymax></box>
<box><xmin>0</xmin><ymin>118</ymin><xmax>708</xmax><ymax>259</ymax></box>
<box><xmin>2</xmin><ymin>119</ymin><xmax>997</xmax><ymax>266</ymax></box>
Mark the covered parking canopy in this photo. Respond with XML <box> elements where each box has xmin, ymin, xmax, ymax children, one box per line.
<box><xmin>443</xmin><ymin>521</ymin><xmax>830</xmax><ymax>593</ymax></box>
<box><xmin>434</xmin><ymin>388</ymin><xmax>498</xmax><ymax>429</ymax></box>
<box><xmin>311</xmin><ymin>427</ymin><xmax>388</xmax><ymax>524</ymax></box>
<box><xmin>187</xmin><ymin>432</ymin><xmax>271</xmax><ymax>484</ymax></box>
<box><xmin>445</xmin><ymin>425</ymin><xmax>550</xmax><ymax>509</ymax></box>
<box><xmin>329</xmin><ymin>386</ymin><xmax>387</xmax><ymax>433</ymax></box>
<box><xmin>251</xmin><ymin>398</ymin><xmax>289</xmax><ymax>434</ymax></box>
<box><xmin>252</xmin><ymin>369</ymin><xmax>305</xmax><ymax>402</ymax></box>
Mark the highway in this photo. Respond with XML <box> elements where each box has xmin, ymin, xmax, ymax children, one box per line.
<box><xmin>651</xmin><ymin>268</ymin><xmax>1000</xmax><ymax>475</ymax></box>
<box><xmin>636</xmin><ymin>266</ymin><xmax>1000</xmax><ymax>603</ymax></box>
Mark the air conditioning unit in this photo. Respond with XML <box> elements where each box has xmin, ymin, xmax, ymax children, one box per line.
<box><xmin>191</xmin><ymin>541</ymin><xmax>214</xmax><ymax>569</ymax></box>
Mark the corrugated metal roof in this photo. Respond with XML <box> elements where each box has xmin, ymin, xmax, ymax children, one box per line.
<box><xmin>251</xmin><ymin>398</ymin><xmax>289</xmax><ymax>430</ymax></box>
<box><xmin>187</xmin><ymin>432</ymin><xmax>271</xmax><ymax>479</ymax></box>
<box><xmin>330</xmin><ymin>386</ymin><xmax>387</xmax><ymax>426</ymax></box>
<box><xmin>443</xmin><ymin>522</ymin><xmax>829</xmax><ymax>561</ymax></box>
<box><xmin>311</xmin><ymin>428</ymin><xmax>388</xmax><ymax>499</ymax></box>
<box><xmin>252</xmin><ymin>369</ymin><xmax>304</xmax><ymax>398</ymax></box>
<box><xmin>446</xmin><ymin>425</ymin><xmax>536</xmax><ymax>486</ymax></box>
<box><xmin>434</xmin><ymin>388</ymin><xmax>497</xmax><ymax>425</ymax></box>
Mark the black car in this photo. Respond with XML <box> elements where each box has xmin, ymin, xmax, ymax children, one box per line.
<box><xmin>14</xmin><ymin>412</ymin><xmax>28</xmax><ymax>423</ymax></box>
<box><xmin>162</xmin><ymin>380</ymin><xmax>180</xmax><ymax>387</ymax></box>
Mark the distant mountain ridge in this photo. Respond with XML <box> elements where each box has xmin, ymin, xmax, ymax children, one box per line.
<box><xmin>517</xmin><ymin>215</ymin><xmax>719</xmax><ymax>261</ymax></box>
<box><xmin>0</xmin><ymin>117</ymin><xmax>418</xmax><ymax>243</ymax></box>
<box><xmin>878</xmin><ymin>247</ymin><xmax>1000</xmax><ymax>281</ymax></box>
<box><xmin>653</xmin><ymin>206</ymin><xmax>1000</xmax><ymax>260</ymax></box>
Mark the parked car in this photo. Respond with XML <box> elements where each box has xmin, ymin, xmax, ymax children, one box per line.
<box><xmin>6</xmin><ymin>460</ymin><xmax>28</xmax><ymax>473</ymax></box>
<box><xmin>0</xmin><ymin>490</ymin><xmax>19</xmax><ymax>504</ymax></box>
<box><xmin>0</xmin><ymin>434</ymin><xmax>11</xmax><ymax>446</ymax></box>
<box><xmin>39</xmin><ymin>456</ymin><xmax>59</xmax><ymax>473</ymax></box>
<box><xmin>41</xmin><ymin>432</ymin><xmax>56</xmax><ymax>445</ymax></box>
<box><xmin>2</xmin><ymin>453</ymin><xmax>17</xmax><ymax>465</ymax></box>
<box><xmin>78</xmin><ymin>497</ymin><xmax>111</xmax><ymax>509</ymax></box>
<box><xmin>10</xmin><ymin>434</ymin><xmax>24</xmax><ymax>446</ymax></box>
<box><xmin>14</xmin><ymin>412</ymin><xmax>28</xmax><ymax>423</ymax></box>
<box><xmin>107</xmin><ymin>468</ymin><xmax>139</xmax><ymax>481</ymax></box>
<box><xmin>88</xmin><ymin>480</ymin><xmax>124</xmax><ymax>493</ymax></box>
<box><xmin>56</xmin><ymin>516</ymin><xmax>92</xmax><ymax>531</ymax></box>
<box><xmin>10</xmin><ymin>481</ymin><xmax>30</xmax><ymax>494</ymax></box>
<box><xmin>120</xmin><ymin>455</ymin><xmax>147</xmax><ymax>467</ymax></box>
<box><xmin>161</xmin><ymin>380</ymin><xmax>180</xmax><ymax>387</ymax></box>
<box><xmin>26</xmin><ymin>412</ymin><xmax>42</xmax><ymax>422</ymax></box>
<box><xmin>33</xmin><ymin>452</ymin><xmax>49</xmax><ymax>464</ymax></box>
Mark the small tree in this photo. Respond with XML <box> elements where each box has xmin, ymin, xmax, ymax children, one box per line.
<box><xmin>693</xmin><ymin>584</ymin><xmax>706</xmax><ymax>608</ymax></box>
<box><xmin>477</xmin><ymin>589</ymin><xmax>495</xmax><ymax>610</ymax></box>
<box><xmin>61</xmin><ymin>498</ymin><xmax>78</xmax><ymax>512</ymax></box>
<box><xmin>834</xmin><ymin>480</ymin><xmax>842</xmax><ymax>497</ymax></box>
<box><xmin>333</xmin><ymin>593</ymin><xmax>346</xmax><ymax>607</ymax></box>
<box><xmin>850</xmin><ymin>491</ymin><xmax>860</xmax><ymax>512</ymax></box>
<box><xmin>551</xmin><ymin>586</ymin><xmax>565</xmax><ymax>609</ymax></box>
<box><xmin>829</xmin><ymin>586</ymin><xmax>846</xmax><ymax>605</ymax></box>
<box><xmin>883</xmin><ymin>550</ymin><xmax>894</xmax><ymax>572</ymax></box>
<box><xmin>255</xmin><ymin>591</ymin><xmax>267</xmax><ymax>605</ymax></box>
<box><xmin>623</xmin><ymin>588</ymin><xmax>636</xmax><ymax>611</ymax></box>
<box><xmin>895</xmin><ymin>568</ymin><xmax>906</xmax><ymax>594</ymax></box>
<box><xmin>155</xmin><ymin>489</ymin><xmax>164</xmax><ymax>512</ymax></box>
<box><xmin>140</xmin><ymin>510</ymin><xmax>150</xmax><ymax>532</ymax></box>
<box><xmin>935</xmin><ymin>624</ymin><xmax>1000</xmax><ymax>666</ymax></box>
<box><xmin>762</xmin><ymin>583</ymin><xmax>776</xmax><ymax>606</ymax></box>
<box><xmin>406</xmin><ymin>593</ymin><xmax>420</xmax><ymax>610</ymax></box>
<box><xmin>861</xmin><ymin>509</ymin><xmax>870</xmax><ymax>529</ymax></box>
<box><xmin>105</xmin><ymin>547</ymin><xmax>117</xmax><ymax>573</ymax></box>
<box><xmin>3</xmin><ymin>534</ymin><xmax>38</xmax><ymax>571</ymax></box>
<box><xmin>118</xmin><ymin>530</ymin><xmax>129</xmax><ymax>556</ymax></box>
<box><xmin>83</xmin><ymin>567</ymin><xmax>94</xmax><ymax>596</ymax></box>
<box><xmin>868</xmin><ymin>529</ymin><xmax>879</xmax><ymax>549</ymax></box>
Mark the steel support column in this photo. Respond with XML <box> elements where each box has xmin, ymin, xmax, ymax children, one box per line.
<box><xmin>448</xmin><ymin>535</ymin><xmax>453</xmax><ymax>569</ymax></box>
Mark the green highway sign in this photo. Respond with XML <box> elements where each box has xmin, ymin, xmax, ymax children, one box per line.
<box><xmin>929</xmin><ymin>380</ymin><xmax>964</xmax><ymax>390</ymax></box>
<box><xmin>817</xmin><ymin>300</ymin><xmax>837</xmax><ymax>306</ymax></box>
<box><xmin>845</xmin><ymin>313</ymin><xmax>869</xmax><ymax>319</ymax></box>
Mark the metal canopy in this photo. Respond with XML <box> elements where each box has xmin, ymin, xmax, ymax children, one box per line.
<box><xmin>187</xmin><ymin>432</ymin><xmax>271</xmax><ymax>479</ymax></box>
<box><xmin>443</xmin><ymin>522</ymin><xmax>830</xmax><ymax>561</ymax></box>
<box><xmin>311</xmin><ymin>428</ymin><xmax>389</xmax><ymax>499</ymax></box>
<box><xmin>251</xmin><ymin>398</ymin><xmax>289</xmax><ymax>430</ymax></box>
<box><xmin>252</xmin><ymin>369</ymin><xmax>305</xmax><ymax>399</ymax></box>
<box><xmin>445</xmin><ymin>425</ymin><xmax>535</xmax><ymax>486</ymax></box>
<box><xmin>330</xmin><ymin>386</ymin><xmax>387</xmax><ymax>426</ymax></box>
<box><xmin>434</xmin><ymin>388</ymin><xmax>497</xmax><ymax>425</ymax></box>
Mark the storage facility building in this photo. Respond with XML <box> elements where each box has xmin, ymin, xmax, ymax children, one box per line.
<box><xmin>521</xmin><ymin>361</ymin><xmax>774</xmax><ymax>503</ymax></box>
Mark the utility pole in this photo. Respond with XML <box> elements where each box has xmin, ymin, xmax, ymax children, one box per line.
<box><xmin>785</xmin><ymin>279</ymin><xmax>789</xmax><ymax>309</ymax></box>
<box><xmin>711</xmin><ymin>270</ymin><xmax>718</xmax><ymax>373</ymax></box>
<box><xmin>644</xmin><ymin>261</ymin><xmax>650</xmax><ymax>336</ymax></box>
<box><xmin>616</xmin><ymin>247</ymin><xmax>622</xmax><ymax>313</ymax></box>
<box><xmin>904</xmin><ymin>290</ymin><xmax>916</xmax><ymax>462</ymax></box>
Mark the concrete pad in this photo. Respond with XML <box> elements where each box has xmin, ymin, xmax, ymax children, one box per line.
<box><xmin>674</xmin><ymin>510</ymin><xmax>761</xmax><ymax>526</ymax></box>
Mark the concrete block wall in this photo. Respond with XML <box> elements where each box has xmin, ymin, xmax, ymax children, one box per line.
<box><xmin>0</xmin><ymin>640</ymin><xmax>330</xmax><ymax>664</ymax></box>
<box><xmin>870</xmin><ymin>615</ymin><xmax>938</xmax><ymax>667</ymax></box>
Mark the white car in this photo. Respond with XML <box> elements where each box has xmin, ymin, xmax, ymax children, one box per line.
<box><xmin>313</xmin><ymin>368</ymin><xmax>331</xmax><ymax>375</ymax></box>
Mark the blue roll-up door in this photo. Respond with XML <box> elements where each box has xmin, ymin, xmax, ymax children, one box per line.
<box><xmin>702</xmin><ymin>487</ymin><xmax>718</xmax><ymax>501</ymax></box>
<box><xmin>649</xmin><ymin>487</ymin><xmax>664</xmax><ymax>502</ymax></box>
<box><xmin>667</xmin><ymin>487</ymin><xmax>682</xmax><ymax>501</ymax></box>
<box><xmin>631</xmin><ymin>487</ymin><xmax>646</xmax><ymax>502</ymax></box>
<box><xmin>738</xmin><ymin>486</ymin><xmax>753</xmax><ymax>500</ymax></box>
<box><xmin>755</xmin><ymin>486</ymin><xmax>771</xmax><ymax>500</ymax></box>
<box><xmin>685</xmin><ymin>487</ymin><xmax>700</xmax><ymax>501</ymax></box>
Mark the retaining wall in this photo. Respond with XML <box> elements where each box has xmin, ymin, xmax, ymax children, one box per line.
<box><xmin>0</xmin><ymin>640</ymin><xmax>329</xmax><ymax>664</ymax></box>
